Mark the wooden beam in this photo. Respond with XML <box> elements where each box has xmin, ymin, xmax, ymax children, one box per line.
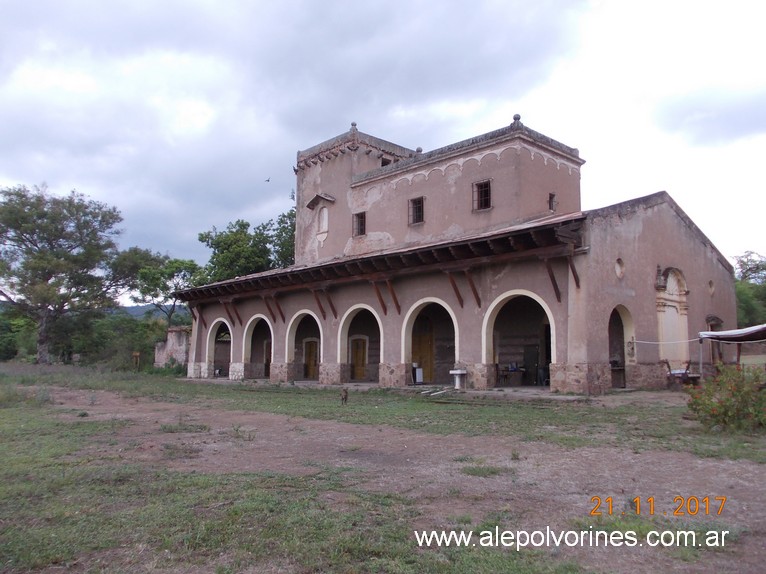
<box><xmin>221</xmin><ymin>301</ymin><xmax>243</xmax><ymax>326</ymax></box>
<box><xmin>386</xmin><ymin>279</ymin><xmax>401</xmax><ymax>314</ymax></box>
<box><xmin>222</xmin><ymin>302</ymin><xmax>235</xmax><ymax>325</ymax></box>
<box><xmin>190</xmin><ymin>306</ymin><xmax>207</xmax><ymax>329</ymax></box>
<box><xmin>262</xmin><ymin>296</ymin><xmax>277</xmax><ymax>322</ymax></box>
<box><xmin>567</xmin><ymin>255</ymin><xmax>581</xmax><ymax>289</ymax></box>
<box><xmin>323</xmin><ymin>290</ymin><xmax>338</xmax><ymax>319</ymax></box>
<box><xmin>371</xmin><ymin>281</ymin><xmax>387</xmax><ymax>315</ymax></box>
<box><xmin>545</xmin><ymin>260</ymin><xmax>562</xmax><ymax>303</ymax></box>
<box><xmin>446</xmin><ymin>272</ymin><xmax>464</xmax><ymax>308</ymax></box>
<box><xmin>312</xmin><ymin>290</ymin><xmax>326</xmax><ymax>320</ymax></box>
<box><xmin>272</xmin><ymin>296</ymin><xmax>285</xmax><ymax>323</ymax></box>
<box><xmin>179</xmin><ymin>239</ymin><xmax>577</xmax><ymax>304</ymax></box>
<box><xmin>464</xmin><ymin>269</ymin><xmax>481</xmax><ymax>308</ymax></box>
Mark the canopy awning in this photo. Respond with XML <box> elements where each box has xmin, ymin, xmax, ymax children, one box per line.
<box><xmin>699</xmin><ymin>324</ymin><xmax>766</xmax><ymax>343</ymax></box>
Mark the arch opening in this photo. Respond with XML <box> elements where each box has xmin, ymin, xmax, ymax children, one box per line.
<box><xmin>345</xmin><ymin>309</ymin><xmax>381</xmax><ymax>382</ymax></box>
<box><xmin>293</xmin><ymin>315</ymin><xmax>321</xmax><ymax>380</ymax></box>
<box><xmin>208</xmin><ymin>322</ymin><xmax>232</xmax><ymax>378</ymax></box>
<box><xmin>489</xmin><ymin>295</ymin><xmax>552</xmax><ymax>386</ymax></box>
<box><xmin>244</xmin><ymin>316</ymin><xmax>273</xmax><ymax>379</ymax></box>
<box><xmin>406</xmin><ymin>302</ymin><xmax>456</xmax><ymax>384</ymax></box>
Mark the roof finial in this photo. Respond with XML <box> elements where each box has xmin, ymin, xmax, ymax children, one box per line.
<box><xmin>511</xmin><ymin>114</ymin><xmax>522</xmax><ymax>128</ymax></box>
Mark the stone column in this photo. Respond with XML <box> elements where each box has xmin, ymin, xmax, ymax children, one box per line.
<box><xmin>229</xmin><ymin>362</ymin><xmax>245</xmax><ymax>380</ymax></box>
<box><xmin>187</xmin><ymin>363</ymin><xmax>202</xmax><ymax>379</ymax></box>
<box><xmin>379</xmin><ymin>362</ymin><xmax>408</xmax><ymax>387</ymax></box>
<box><xmin>319</xmin><ymin>363</ymin><xmax>348</xmax><ymax>385</ymax></box>
<box><xmin>470</xmin><ymin>363</ymin><xmax>496</xmax><ymax>389</ymax></box>
<box><xmin>269</xmin><ymin>362</ymin><xmax>289</xmax><ymax>383</ymax></box>
<box><xmin>550</xmin><ymin>363</ymin><xmax>612</xmax><ymax>395</ymax></box>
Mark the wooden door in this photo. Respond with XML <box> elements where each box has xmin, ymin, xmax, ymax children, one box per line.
<box><xmin>412</xmin><ymin>316</ymin><xmax>434</xmax><ymax>383</ymax></box>
<box><xmin>304</xmin><ymin>340</ymin><xmax>319</xmax><ymax>379</ymax></box>
<box><xmin>351</xmin><ymin>338</ymin><xmax>367</xmax><ymax>380</ymax></box>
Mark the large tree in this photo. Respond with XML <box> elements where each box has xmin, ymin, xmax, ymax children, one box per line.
<box><xmin>271</xmin><ymin>206</ymin><xmax>296</xmax><ymax>269</ymax></box>
<box><xmin>198</xmin><ymin>219</ymin><xmax>273</xmax><ymax>283</ymax></box>
<box><xmin>0</xmin><ymin>185</ymin><xmax>143</xmax><ymax>363</ymax></box>
<box><xmin>197</xmin><ymin>204</ymin><xmax>296</xmax><ymax>283</ymax></box>
<box><xmin>132</xmin><ymin>255</ymin><xmax>201</xmax><ymax>328</ymax></box>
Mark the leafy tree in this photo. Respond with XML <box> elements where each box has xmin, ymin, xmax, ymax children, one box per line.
<box><xmin>0</xmin><ymin>312</ymin><xmax>19</xmax><ymax>360</ymax></box>
<box><xmin>132</xmin><ymin>255</ymin><xmax>201</xmax><ymax>328</ymax></box>
<box><xmin>198</xmin><ymin>219</ymin><xmax>273</xmax><ymax>283</ymax></box>
<box><xmin>735</xmin><ymin>251</ymin><xmax>766</xmax><ymax>284</ymax></box>
<box><xmin>271</xmin><ymin>206</ymin><xmax>296</xmax><ymax>269</ymax></box>
<box><xmin>734</xmin><ymin>252</ymin><xmax>766</xmax><ymax>327</ymax></box>
<box><xmin>197</xmin><ymin>195</ymin><xmax>296</xmax><ymax>283</ymax></box>
<box><xmin>0</xmin><ymin>185</ymin><xmax>143</xmax><ymax>364</ymax></box>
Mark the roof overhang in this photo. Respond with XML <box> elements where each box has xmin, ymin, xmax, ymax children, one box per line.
<box><xmin>177</xmin><ymin>212</ymin><xmax>586</xmax><ymax>304</ymax></box>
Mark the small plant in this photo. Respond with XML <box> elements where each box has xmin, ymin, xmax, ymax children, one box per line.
<box><xmin>686</xmin><ymin>365</ymin><xmax>766</xmax><ymax>431</ymax></box>
<box><xmin>230</xmin><ymin>424</ymin><xmax>256</xmax><ymax>441</ymax></box>
<box><xmin>160</xmin><ymin>412</ymin><xmax>210</xmax><ymax>433</ymax></box>
<box><xmin>161</xmin><ymin>442</ymin><xmax>202</xmax><ymax>459</ymax></box>
<box><xmin>460</xmin><ymin>465</ymin><xmax>512</xmax><ymax>478</ymax></box>
<box><xmin>0</xmin><ymin>382</ymin><xmax>25</xmax><ymax>407</ymax></box>
<box><xmin>34</xmin><ymin>385</ymin><xmax>53</xmax><ymax>405</ymax></box>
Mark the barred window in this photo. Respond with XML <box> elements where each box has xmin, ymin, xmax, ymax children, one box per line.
<box><xmin>473</xmin><ymin>180</ymin><xmax>492</xmax><ymax>211</ymax></box>
<box><xmin>409</xmin><ymin>197</ymin><xmax>424</xmax><ymax>224</ymax></box>
<box><xmin>352</xmin><ymin>211</ymin><xmax>366</xmax><ymax>237</ymax></box>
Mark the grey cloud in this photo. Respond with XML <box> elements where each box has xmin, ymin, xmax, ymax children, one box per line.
<box><xmin>0</xmin><ymin>0</ymin><xmax>584</xmax><ymax>264</ymax></box>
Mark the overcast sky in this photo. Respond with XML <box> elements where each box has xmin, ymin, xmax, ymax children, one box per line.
<box><xmin>1</xmin><ymin>0</ymin><xmax>764</xmax><ymax>268</ymax></box>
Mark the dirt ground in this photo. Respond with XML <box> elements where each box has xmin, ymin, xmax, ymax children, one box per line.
<box><xmin>50</xmin><ymin>386</ymin><xmax>765</xmax><ymax>574</ymax></box>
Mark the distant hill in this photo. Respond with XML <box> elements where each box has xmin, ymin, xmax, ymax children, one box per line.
<box><xmin>120</xmin><ymin>305</ymin><xmax>190</xmax><ymax>320</ymax></box>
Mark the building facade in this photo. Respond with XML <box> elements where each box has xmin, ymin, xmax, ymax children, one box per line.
<box><xmin>178</xmin><ymin>116</ymin><xmax>737</xmax><ymax>393</ymax></box>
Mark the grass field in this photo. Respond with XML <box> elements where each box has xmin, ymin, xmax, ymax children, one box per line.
<box><xmin>1</xmin><ymin>363</ymin><xmax>764</xmax><ymax>573</ymax></box>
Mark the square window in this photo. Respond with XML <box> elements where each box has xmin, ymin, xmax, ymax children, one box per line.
<box><xmin>352</xmin><ymin>212</ymin><xmax>366</xmax><ymax>236</ymax></box>
<box><xmin>409</xmin><ymin>197</ymin><xmax>424</xmax><ymax>224</ymax></box>
<box><xmin>473</xmin><ymin>180</ymin><xmax>491</xmax><ymax>211</ymax></box>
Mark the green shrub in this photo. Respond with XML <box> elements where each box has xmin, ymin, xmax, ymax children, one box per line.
<box><xmin>686</xmin><ymin>365</ymin><xmax>766</xmax><ymax>431</ymax></box>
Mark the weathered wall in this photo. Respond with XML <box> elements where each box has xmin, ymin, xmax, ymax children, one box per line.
<box><xmin>579</xmin><ymin>193</ymin><xmax>737</xmax><ymax>388</ymax></box>
<box><xmin>154</xmin><ymin>326</ymin><xmax>191</xmax><ymax>368</ymax></box>
<box><xmin>294</xmin><ymin>120</ymin><xmax>583</xmax><ymax>266</ymax></box>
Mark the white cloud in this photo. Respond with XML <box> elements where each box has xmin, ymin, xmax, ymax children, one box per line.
<box><xmin>0</xmin><ymin>0</ymin><xmax>762</xmax><ymax>267</ymax></box>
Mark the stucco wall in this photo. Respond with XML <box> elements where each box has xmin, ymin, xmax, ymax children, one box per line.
<box><xmin>294</xmin><ymin>122</ymin><xmax>583</xmax><ymax>266</ymax></box>
<box><xmin>581</xmin><ymin>193</ymin><xmax>737</xmax><ymax>380</ymax></box>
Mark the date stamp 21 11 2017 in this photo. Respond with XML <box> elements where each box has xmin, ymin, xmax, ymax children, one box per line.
<box><xmin>589</xmin><ymin>495</ymin><xmax>727</xmax><ymax>517</ymax></box>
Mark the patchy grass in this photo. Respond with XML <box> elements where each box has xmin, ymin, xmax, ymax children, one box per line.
<box><xmin>460</xmin><ymin>465</ymin><xmax>513</xmax><ymax>478</ymax></box>
<box><xmin>1</xmin><ymin>363</ymin><xmax>765</xmax><ymax>464</ymax></box>
<box><xmin>0</xmin><ymin>397</ymin><xmax>583</xmax><ymax>574</ymax></box>
<box><xmin>160</xmin><ymin>412</ymin><xmax>211</xmax><ymax>433</ymax></box>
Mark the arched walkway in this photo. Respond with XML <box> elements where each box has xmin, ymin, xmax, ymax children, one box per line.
<box><xmin>243</xmin><ymin>315</ymin><xmax>273</xmax><ymax>379</ymax></box>
<box><xmin>402</xmin><ymin>299</ymin><xmax>458</xmax><ymax>384</ymax></box>
<box><xmin>338</xmin><ymin>305</ymin><xmax>383</xmax><ymax>382</ymax></box>
<box><xmin>483</xmin><ymin>291</ymin><xmax>555</xmax><ymax>386</ymax></box>
<box><xmin>285</xmin><ymin>311</ymin><xmax>323</xmax><ymax>380</ymax></box>
<box><xmin>206</xmin><ymin>319</ymin><xmax>233</xmax><ymax>378</ymax></box>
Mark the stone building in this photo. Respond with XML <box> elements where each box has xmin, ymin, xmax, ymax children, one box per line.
<box><xmin>178</xmin><ymin>116</ymin><xmax>736</xmax><ymax>393</ymax></box>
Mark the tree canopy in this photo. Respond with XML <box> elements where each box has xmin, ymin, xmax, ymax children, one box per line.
<box><xmin>131</xmin><ymin>255</ymin><xmax>201</xmax><ymax>328</ymax></box>
<box><xmin>734</xmin><ymin>251</ymin><xmax>766</xmax><ymax>327</ymax></box>
<box><xmin>0</xmin><ymin>185</ymin><xmax>146</xmax><ymax>363</ymax></box>
<box><xmin>197</xmin><ymin>204</ymin><xmax>295</xmax><ymax>283</ymax></box>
